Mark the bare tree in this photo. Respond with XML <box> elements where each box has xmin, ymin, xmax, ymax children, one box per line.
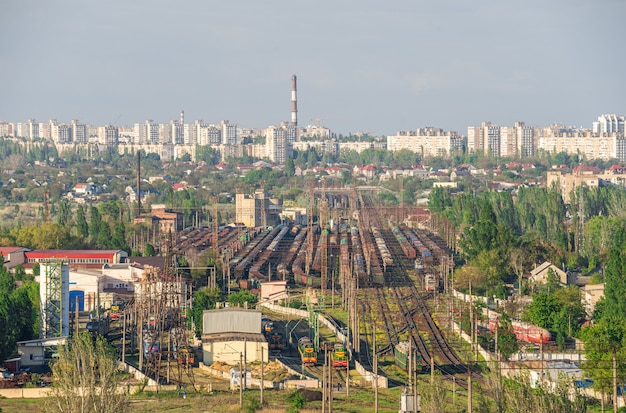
<box><xmin>44</xmin><ymin>332</ymin><xmax>130</xmax><ymax>413</ymax></box>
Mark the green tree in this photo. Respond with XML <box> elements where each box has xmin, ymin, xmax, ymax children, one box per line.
<box><xmin>144</xmin><ymin>243</ymin><xmax>156</xmax><ymax>257</ymax></box>
<box><xmin>44</xmin><ymin>332</ymin><xmax>130</xmax><ymax>413</ymax></box>
<box><xmin>285</xmin><ymin>156</ymin><xmax>295</xmax><ymax>177</ymax></box>
<box><xmin>602</xmin><ymin>228</ymin><xmax>626</xmax><ymax>320</ymax></box>
<box><xmin>89</xmin><ymin>206</ymin><xmax>101</xmax><ymax>242</ymax></box>
<box><xmin>190</xmin><ymin>287</ymin><xmax>222</xmax><ymax>337</ymax></box>
<box><xmin>227</xmin><ymin>290</ymin><xmax>259</xmax><ymax>307</ymax></box>
<box><xmin>97</xmin><ymin>220</ymin><xmax>112</xmax><ymax>249</ymax></box>
<box><xmin>495</xmin><ymin>314</ymin><xmax>519</xmax><ymax>360</ymax></box>
<box><xmin>56</xmin><ymin>199</ymin><xmax>72</xmax><ymax>227</ymax></box>
<box><xmin>580</xmin><ymin>317</ymin><xmax>626</xmax><ymax>411</ymax></box>
<box><xmin>75</xmin><ymin>205</ymin><xmax>89</xmax><ymax>239</ymax></box>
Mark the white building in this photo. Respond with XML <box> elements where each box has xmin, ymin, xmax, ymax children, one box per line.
<box><xmin>387</xmin><ymin>127</ymin><xmax>463</xmax><ymax>158</ymax></box>
<box><xmin>593</xmin><ymin>114</ymin><xmax>625</xmax><ymax>134</ymax></box>
<box><xmin>97</xmin><ymin>125</ymin><xmax>119</xmax><ymax>146</ymax></box>
<box><xmin>202</xmin><ymin>307</ymin><xmax>268</xmax><ymax>365</ymax></box>
<box><xmin>265</xmin><ymin>123</ymin><xmax>295</xmax><ymax>164</ymax></box>
<box><xmin>222</xmin><ymin>120</ymin><xmax>238</xmax><ymax>145</ymax></box>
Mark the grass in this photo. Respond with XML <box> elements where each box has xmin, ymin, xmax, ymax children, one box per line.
<box><xmin>0</xmin><ymin>387</ymin><xmax>407</xmax><ymax>413</ymax></box>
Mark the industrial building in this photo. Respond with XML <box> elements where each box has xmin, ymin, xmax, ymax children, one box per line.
<box><xmin>235</xmin><ymin>190</ymin><xmax>282</xmax><ymax>228</ymax></box>
<box><xmin>201</xmin><ymin>307</ymin><xmax>268</xmax><ymax>365</ymax></box>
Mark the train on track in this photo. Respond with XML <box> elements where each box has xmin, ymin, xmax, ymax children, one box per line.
<box><xmin>331</xmin><ymin>343</ymin><xmax>348</xmax><ymax>368</ymax></box>
<box><xmin>298</xmin><ymin>337</ymin><xmax>317</xmax><ymax>365</ymax></box>
<box><xmin>86</xmin><ymin>316</ymin><xmax>112</xmax><ymax>337</ymax></box>
<box><xmin>488</xmin><ymin>317</ymin><xmax>552</xmax><ymax>343</ymax></box>
<box><xmin>424</xmin><ymin>273</ymin><xmax>440</xmax><ymax>292</ymax></box>
<box><xmin>394</xmin><ymin>341</ymin><xmax>424</xmax><ymax>372</ymax></box>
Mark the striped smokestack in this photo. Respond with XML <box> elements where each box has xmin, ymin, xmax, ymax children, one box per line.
<box><xmin>291</xmin><ymin>74</ymin><xmax>297</xmax><ymax>126</ymax></box>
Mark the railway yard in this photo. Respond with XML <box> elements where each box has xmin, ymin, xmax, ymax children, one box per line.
<box><xmin>73</xmin><ymin>187</ymin><xmax>494</xmax><ymax>404</ymax></box>
<box><xmin>163</xmin><ymin>189</ymin><xmax>479</xmax><ymax>392</ymax></box>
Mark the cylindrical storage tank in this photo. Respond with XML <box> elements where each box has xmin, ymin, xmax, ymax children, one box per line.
<box><xmin>40</xmin><ymin>262</ymin><xmax>70</xmax><ymax>338</ymax></box>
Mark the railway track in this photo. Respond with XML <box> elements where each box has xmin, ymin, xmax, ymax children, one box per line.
<box><xmin>357</xmin><ymin>193</ymin><xmax>470</xmax><ymax>389</ymax></box>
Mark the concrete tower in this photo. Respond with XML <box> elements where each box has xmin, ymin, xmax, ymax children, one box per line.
<box><xmin>291</xmin><ymin>75</ymin><xmax>298</xmax><ymax>127</ymax></box>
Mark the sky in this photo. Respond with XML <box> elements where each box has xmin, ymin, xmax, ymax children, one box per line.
<box><xmin>1</xmin><ymin>0</ymin><xmax>625</xmax><ymax>136</ymax></box>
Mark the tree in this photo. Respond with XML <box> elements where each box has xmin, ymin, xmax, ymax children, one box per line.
<box><xmin>495</xmin><ymin>313</ymin><xmax>519</xmax><ymax>360</ymax></box>
<box><xmin>89</xmin><ymin>206</ymin><xmax>101</xmax><ymax>243</ymax></box>
<box><xmin>144</xmin><ymin>243</ymin><xmax>156</xmax><ymax>257</ymax></box>
<box><xmin>190</xmin><ymin>287</ymin><xmax>222</xmax><ymax>337</ymax></box>
<box><xmin>44</xmin><ymin>332</ymin><xmax>130</xmax><ymax>413</ymax></box>
<box><xmin>580</xmin><ymin>317</ymin><xmax>626</xmax><ymax>412</ymax></box>
<box><xmin>284</xmin><ymin>156</ymin><xmax>295</xmax><ymax>177</ymax></box>
<box><xmin>602</xmin><ymin>228</ymin><xmax>626</xmax><ymax>320</ymax></box>
<box><xmin>75</xmin><ymin>205</ymin><xmax>89</xmax><ymax>239</ymax></box>
<box><xmin>227</xmin><ymin>290</ymin><xmax>258</xmax><ymax>307</ymax></box>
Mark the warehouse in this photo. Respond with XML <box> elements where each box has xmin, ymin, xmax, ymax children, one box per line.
<box><xmin>201</xmin><ymin>306</ymin><xmax>268</xmax><ymax>365</ymax></box>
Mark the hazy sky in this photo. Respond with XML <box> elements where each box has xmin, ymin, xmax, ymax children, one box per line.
<box><xmin>1</xmin><ymin>0</ymin><xmax>625</xmax><ymax>136</ymax></box>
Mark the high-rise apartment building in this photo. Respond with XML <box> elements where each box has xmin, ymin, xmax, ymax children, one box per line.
<box><xmin>221</xmin><ymin>120</ymin><xmax>237</xmax><ymax>145</ymax></box>
<box><xmin>98</xmin><ymin>125</ymin><xmax>119</xmax><ymax>146</ymax></box>
<box><xmin>265</xmin><ymin>123</ymin><xmax>295</xmax><ymax>164</ymax></box>
<box><xmin>0</xmin><ymin>122</ymin><xmax>14</xmax><ymax>137</ymax></box>
<box><xmin>593</xmin><ymin>114</ymin><xmax>625</xmax><ymax>134</ymax></box>
<box><xmin>71</xmin><ymin>119</ymin><xmax>87</xmax><ymax>143</ymax></box>
<box><xmin>516</xmin><ymin>121</ymin><xmax>535</xmax><ymax>158</ymax></box>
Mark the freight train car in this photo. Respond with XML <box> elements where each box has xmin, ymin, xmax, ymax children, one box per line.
<box><xmin>424</xmin><ymin>273</ymin><xmax>439</xmax><ymax>292</ymax></box>
<box><xmin>394</xmin><ymin>341</ymin><xmax>424</xmax><ymax>372</ymax></box>
<box><xmin>298</xmin><ymin>337</ymin><xmax>317</xmax><ymax>365</ymax></box>
<box><xmin>488</xmin><ymin>318</ymin><xmax>552</xmax><ymax>344</ymax></box>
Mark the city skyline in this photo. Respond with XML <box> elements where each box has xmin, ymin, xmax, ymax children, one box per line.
<box><xmin>2</xmin><ymin>0</ymin><xmax>625</xmax><ymax>135</ymax></box>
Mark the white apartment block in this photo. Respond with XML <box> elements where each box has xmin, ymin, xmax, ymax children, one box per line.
<box><xmin>538</xmin><ymin>132</ymin><xmax>626</xmax><ymax>162</ymax></box>
<box><xmin>468</xmin><ymin>121</ymin><xmax>535</xmax><ymax>158</ymax></box>
<box><xmin>386</xmin><ymin>128</ymin><xmax>462</xmax><ymax>158</ymax></box>
<box><xmin>71</xmin><ymin>120</ymin><xmax>87</xmax><ymax>144</ymax></box>
<box><xmin>593</xmin><ymin>114</ymin><xmax>625</xmax><ymax>134</ymax></box>
<box><xmin>0</xmin><ymin>122</ymin><xmax>14</xmax><ymax>137</ymax></box>
<box><xmin>198</xmin><ymin>124</ymin><xmax>222</xmax><ymax>146</ymax></box>
<box><xmin>265</xmin><ymin>124</ymin><xmax>294</xmax><ymax>164</ymax></box>
<box><xmin>221</xmin><ymin>120</ymin><xmax>238</xmax><ymax>145</ymax></box>
<box><xmin>98</xmin><ymin>125</ymin><xmax>119</xmax><ymax>146</ymax></box>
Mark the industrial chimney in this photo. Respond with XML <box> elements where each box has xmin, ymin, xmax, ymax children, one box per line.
<box><xmin>291</xmin><ymin>75</ymin><xmax>298</xmax><ymax>127</ymax></box>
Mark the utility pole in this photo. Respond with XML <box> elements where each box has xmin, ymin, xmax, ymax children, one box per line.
<box><xmin>373</xmin><ymin>326</ymin><xmax>378</xmax><ymax>413</ymax></box>
<box><xmin>74</xmin><ymin>296</ymin><xmax>79</xmax><ymax>336</ymax></box>
<box><xmin>122</xmin><ymin>309</ymin><xmax>126</xmax><ymax>364</ymax></box>
<box><xmin>260</xmin><ymin>346</ymin><xmax>265</xmax><ymax>404</ymax></box>
<box><xmin>468</xmin><ymin>363</ymin><xmax>472</xmax><ymax>413</ymax></box>
<box><xmin>239</xmin><ymin>352</ymin><xmax>243</xmax><ymax>409</ymax></box>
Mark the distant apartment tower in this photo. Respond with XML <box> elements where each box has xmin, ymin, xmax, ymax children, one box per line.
<box><xmin>265</xmin><ymin>123</ymin><xmax>295</xmax><ymax>164</ymax></box>
<box><xmin>593</xmin><ymin>114</ymin><xmax>625</xmax><ymax>134</ymax></box>
<box><xmin>137</xmin><ymin>120</ymin><xmax>160</xmax><ymax>144</ymax></box>
<box><xmin>71</xmin><ymin>119</ymin><xmax>87</xmax><ymax>143</ymax></box>
<box><xmin>466</xmin><ymin>125</ymin><xmax>483</xmax><ymax>154</ymax></box>
<box><xmin>483</xmin><ymin>122</ymin><xmax>501</xmax><ymax>156</ymax></box>
<box><xmin>221</xmin><ymin>120</ymin><xmax>238</xmax><ymax>145</ymax></box>
<box><xmin>0</xmin><ymin>121</ymin><xmax>14</xmax><ymax>137</ymax></box>
<box><xmin>98</xmin><ymin>125</ymin><xmax>119</xmax><ymax>146</ymax></box>
<box><xmin>386</xmin><ymin>127</ymin><xmax>463</xmax><ymax>158</ymax></box>
<box><xmin>236</xmin><ymin>190</ymin><xmax>282</xmax><ymax>228</ymax></box>
<box><xmin>168</xmin><ymin>119</ymin><xmax>185</xmax><ymax>145</ymax></box>
<box><xmin>55</xmin><ymin>123</ymin><xmax>73</xmax><ymax>144</ymax></box>
<box><xmin>516</xmin><ymin>121</ymin><xmax>535</xmax><ymax>157</ymax></box>
<box><xmin>198</xmin><ymin>123</ymin><xmax>222</xmax><ymax>146</ymax></box>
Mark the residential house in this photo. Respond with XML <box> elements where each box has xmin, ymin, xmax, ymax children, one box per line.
<box><xmin>529</xmin><ymin>261</ymin><xmax>568</xmax><ymax>286</ymax></box>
